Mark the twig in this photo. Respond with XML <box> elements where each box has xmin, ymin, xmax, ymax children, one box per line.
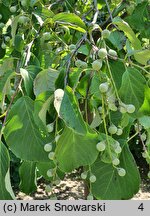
<box><xmin>64</xmin><ymin>33</ymin><xmax>87</xmax><ymax>86</ymax></box>
<box><xmin>104</xmin><ymin>0</ymin><xmax>113</xmax><ymax>21</ymax></box>
<box><xmin>91</xmin><ymin>0</ymin><xmax>99</xmax><ymax>25</ymax></box>
<box><xmin>101</xmin><ymin>0</ymin><xmax>127</xmax><ymax>28</ymax></box>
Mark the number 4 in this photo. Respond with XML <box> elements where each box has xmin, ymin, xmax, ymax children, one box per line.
<box><xmin>138</xmin><ymin>203</ymin><xmax>144</xmax><ymax>211</ymax></box>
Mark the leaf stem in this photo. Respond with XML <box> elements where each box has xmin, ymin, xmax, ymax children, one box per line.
<box><xmin>102</xmin><ymin>94</ymin><xmax>112</xmax><ymax>160</ymax></box>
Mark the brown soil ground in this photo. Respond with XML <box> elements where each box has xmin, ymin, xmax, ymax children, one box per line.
<box><xmin>16</xmin><ymin>172</ymin><xmax>150</xmax><ymax>200</ymax></box>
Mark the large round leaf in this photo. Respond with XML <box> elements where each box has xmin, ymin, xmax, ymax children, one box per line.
<box><xmin>34</xmin><ymin>68</ymin><xmax>58</xmax><ymax>96</ymax></box>
<box><xmin>55</xmin><ymin>127</ymin><xmax>99</xmax><ymax>172</ymax></box>
<box><xmin>19</xmin><ymin>161</ymin><xmax>37</xmax><ymax>194</ymax></box>
<box><xmin>119</xmin><ymin>67</ymin><xmax>146</xmax><ymax>112</ymax></box>
<box><xmin>60</xmin><ymin>86</ymin><xmax>87</xmax><ymax>134</ymax></box>
<box><xmin>4</xmin><ymin>96</ymin><xmax>50</xmax><ymax>162</ymax></box>
<box><xmin>0</xmin><ymin>142</ymin><xmax>15</xmax><ymax>199</ymax></box>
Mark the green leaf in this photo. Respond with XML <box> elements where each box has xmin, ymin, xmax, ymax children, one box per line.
<box><xmin>113</xmin><ymin>17</ymin><xmax>141</xmax><ymax>50</ymax></box>
<box><xmin>36</xmin><ymin>162</ymin><xmax>55</xmax><ymax>181</ymax></box>
<box><xmin>19</xmin><ymin>161</ymin><xmax>37</xmax><ymax>194</ymax></box>
<box><xmin>134</xmin><ymin>50</ymin><xmax>150</xmax><ymax>66</ymax></box>
<box><xmin>69</xmin><ymin>68</ymin><xmax>83</xmax><ymax>89</ymax></box>
<box><xmin>90</xmin><ymin>72</ymin><xmax>101</xmax><ymax>99</ymax></box>
<box><xmin>53</xmin><ymin>13</ymin><xmax>86</xmax><ymax>33</ymax></box>
<box><xmin>60</xmin><ymin>86</ymin><xmax>87</xmax><ymax>134</ymax></box>
<box><xmin>119</xmin><ymin>67</ymin><xmax>146</xmax><ymax>112</ymax></box>
<box><xmin>0</xmin><ymin>3</ymin><xmax>11</xmax><ymax>22</ymax></box>
<box><xmin>139</xmin><ymin>116</ymin><xmax>150</xmax><ymax>129</ymax></box>
<box><xmin>55</xmin><ymin>127</ymin><xmax>99</xmax><ymax>172</ymax></box>
<box><xmin>0</xmin><ymin>58</ymin><xmax>15</xmax><ymax>76</ymax></box>
<box><xmin>0</xmin><ymin>70</ymin><xmax>16</xmax><ymax>111</ymax></box>
<box><xmin>14</xmin><ymin>35</ymin><xmax>24</xmax><ymax>52</ymax></box>
<box><xmin>125</xmin><ymin>2</ymin><xmax>150</xmax><ymax>38</ymax></box>
<box><xmin>11</xmin><ymin>15</ymin><xmax>20</xmax><ymax>45</ymax></box>
<box><xmin>109</xmin><ymin>60</ymin><xmax>126</xmax><ymax>90</ymax></box>
<box><xmin>34</xmin><ymin>91</ymin><xmax>54</xmax><ymax>132</ymax></box>
<box><xmin>0</xmin><ymin>142</ymin><xmax>15</xmax><ymax>200</ymax></box>
<box><xmin>34</xmin><ymin>68</ymin><xmax>59</xmax><ymax>96</ymax></box>
<box><xmin>108</xmin><ymin>31</ymin><xmax>125</xmax><ymax>50</ymax></box>
<box><xmin>113</xmin><ymin>17</ymin><xmax>150</xmax><ymax>65</ymax></box>
<box><xmin>139</xmin><ymin>87</ymin><xmax>150</xmax><ymax>115</ymax></box>
<box><xmin>4</xmin><ymin>96</ymin><xmax>50</xmax><ymax>162</ymax></box>
<box><xmin>91</xmin><ymin>141</ymin><xmax>140</xmax><ymax>199</ymax></box>
<box><xmin>20</xmin><ymin>66</ymin><xmax>41</xmax><ymax>97</ymax></box>
<box><xmin>2</xmin><ymin>0</ymin><xmax>11</xmax><ymax>7</ymax></box>
<box><xmin>20</xmin><ymin>68</ymin><xmax>32</xmax><ymax>96</ymax></box>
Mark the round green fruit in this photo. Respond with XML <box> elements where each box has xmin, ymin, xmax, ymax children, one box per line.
<box><xmin>87</xmin><ymin>194</ymin><xmax>94</xmax><ymax>200</ymax></box>
<box><xmin>119</xmin><ymin>106</ymin><xmax>127</xmax><ymax>114</ymax></box>
<box><xmin>89</xmin><ymin>175</ymin><xmax>96</xmax><ymax>183</ymax></box>
<box><xmin>10</xmin><ymin>6</ymin><xmax>17</xmax><ymax>13</ymax></box>
<box><xmin>0</xmin><ymin>22</ymin><xmax>5</xmax><ymax>28</ymax></box>
<box><xmin>108</xmin><ymin>49</ymin><xmax>118</xmax><ymax>57</ymax></box>
<box><xmin>112</xmin><ymin>158</ymin><xmax>120</xmax><ymax>166</ymax></box>
<box><xmin>141</xmin><ymin>133</ymin><xmax>147</xmax><ymax>142</ymax></box>
<box><xmin>47</xmin><ymin>169</ymin><xmax>54</xmax><ymax>178</ymax></box>
<box><xmin>92</xmin><ymin>59</ymin><xmax>102</xmax><ymax>71</ymax></box>
<box><xmin>45</xmin><ymin>185</ymin><xmax>52</xmax><ymax>193</ymax></box>
<box><xmin>116</xmin><ymin>128</ymin><xmax>123</xmax><ymax>136</ymax></box>
<box><xmin>98</xmin><ymin>106</ymin><xmax>103</xmax><ymax>114</ymax></box>
<box><xmin>43</xmin><ymin>32</ymin><xmax>51</xmax><ymax>41</ymax></box>
<box><xmin>113</xmin><ymin>141</ymin><xmax>120</xmax><ymax>149</ymax></box>
<box><xmin>44</xmin><ymin>143</ymin><xmax>52</xmax><ymax>152</ymax></box>
<box><xmin>54</xmin><ymin>178</ymin><xmax>61</xmax><ymax>185</ymax></box>
<box><xmin>80</xmin><ymin>61</ymin><xmax>87</xmax><ymax>69</ymax></box>
<box><xmin>55</xmin><ymin>135</ymin><xmax>60</xmax><ymax>143</ymax></box>
<box><xmin>1</xmin><ymin>42</ymin><xmax>6</xmax><ymax>49</ymax></box>
<box><xmin>18</xmin><ymin>16</ymin><xmax>28</xmax><ymax>24</ymax></box>
<box><xmin>46</xmin><ymin>123</ymin><xmax>54</xmax><ymax>133</ymax></box>
<box><xmin>5</xmin><ymin>36</ymin><xmax>11</xmax><ymax>42</ymax></box>
<box><xmin>21</xmin><ymin>0</ymin><xmax>28</xmax><ymax>7</ymax></box>
<box><xmin>48</xmin><ymin>152</ymin><xmax>55</xmax><ymax>160</ymax></box>
<box><xmin>81</xmin><ymin>171</ymin><xmax>88</xmax><ymax>180</ymax></box>
<box><xmin>0</xmin><ymin>14</ymin><xmax>2</xmax><ymax>20</ymax></box>
<box><xmin>114</xmin><ymin>146</ymin><xmax>122</xmax><ymax>154</ymax></box>
<box><xmin>108</xmin><ymin>124</ymin><xmax>117</xmax><ymax>134</ymax></box>
<box><xmin>75</xmin><ymin>59</ymin><xmax>82</xmax><ymax>68</ymax></box>
<box><xmin>69</xmin><ymin>44</ymin><xmax>76</xmax><ymax>50</ymax></box>
<box><xmin>96</xmin><ymin>141</ymin><xmax>106</xmax><ymax>152</ymax></box>
<box><xmin>126</xmin><ymin>104</ymin><xmax>135</xmax><ymax>113</ymax></box>
<box><xmin>148</xmin><ymin>171</ymin><xmax>150</xmax><ymax>179</ymax></box>
<box><xmin>117</xmin><ymin>168</ymin><xmax>126</xmax><ymax>177</ymax></box>
<box><xmin>98</xmin><ymin>48</ymin><xmax>107</xmax><ymax>59</ymax></box>
<box><xmin>99</xmin><ymin>82</ymin><xmax>109</xmax><ymax>93</ymax></box>
<box><xmin>102</xmin><ymin>29</ymin><xmax>110</xmax><ymax>38</ymax></box>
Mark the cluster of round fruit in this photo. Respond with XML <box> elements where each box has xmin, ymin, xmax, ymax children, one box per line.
<box><xmin>92</xmin><ymin>47</ymin><xmax>117</xmax><ymax>71</ymax></box>
<box><xmin>98</xmin><ymin>82</ymin><xmax>136</xmax><ymax>113</ymax></box>
<box><xmin>81</xmin><ymin>170</ymin><xmax>97</xmax><ymax>183</ymax></box>
<box><xmin>0</xmin><ymin>13</ymin><xmax>5</xmax><ymax>30</ymax></box>
<box><xmin>9</xmin><ymin>0</ymin><xmax>28</xmax><ymax>12</ymax></box>
<box><xmin>108</xmin><ymin>124</ymin><xmax>123</xmax><ymax>136</ymax></box>
<box><xmin>0</xmin><ymin>36</ymin><xmax>11</xmax><ymax>49</ymax></box>
<box><xmin>75</xmin><ymin>59</ymin><xmax>87</xmax><ymax>69</ymax></box>
<box><xmin>44</xmin><ymin>143</ymin><xmax>55</xmax><ymax>160</ymax></box>
<box><xmin>98</xmin><ymin>99</ymin><xmax>135</xmax><ymax>115</ymax></box>
<box><xmin>96</xmin><ymin>139</ymin><xmax>126</xmax><ymax>176</ymax></box>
